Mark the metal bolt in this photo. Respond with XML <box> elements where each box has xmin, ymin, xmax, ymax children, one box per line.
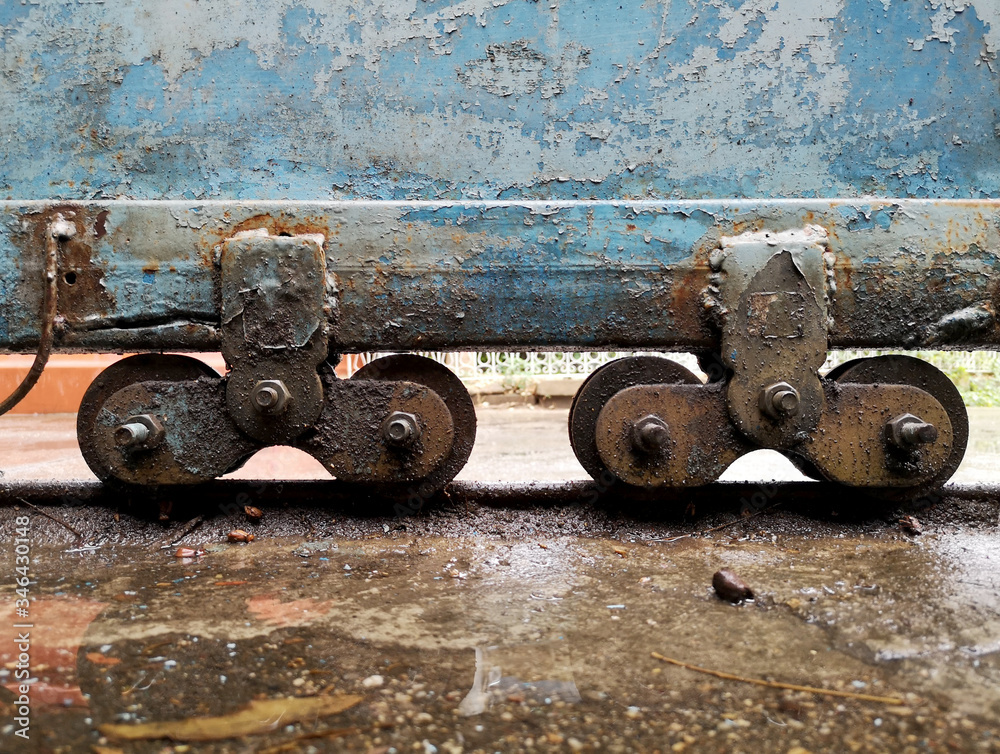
<box><xmin>50</xmin><ymin>215</ymin><xmax>76</xmax><ymax>241</ymax></box>
<box><xmin>115</xmin><ymin>414</ymin><xmax>163</xmax><ymax>451</ymax></box>
<box><xmin>888</xmin><ymin>413</ymin><xmax>939</xmax><ymax>448</ymax></box>
<box><xmin>759</xmin><ymin>382</ymin><xmax>800</xmax><ymax>419</ymax></box>
<box><xmin>631</xmin><ymin>414</ymin><xmax>670</xmax><ymax>454</ymax></box>
<box><xmin>382</xmin><ymin>411</ymin><xmax>420</xmax><ymax>447</ymax></box>
<box><xmin>251</xmin><ymin>380</ymin><xmax>291</xmax><ymax>415</ymax></box>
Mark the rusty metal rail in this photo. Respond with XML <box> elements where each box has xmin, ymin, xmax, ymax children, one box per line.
<box><xmin>1</xmin><ymin>199</ymin><xmax>997</xmax><ymax>354</ymax></box>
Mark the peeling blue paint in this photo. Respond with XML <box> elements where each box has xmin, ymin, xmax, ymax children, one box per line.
<box><xmin>2</xmin><ymin>3</ymin><xmax>1000</xmax><ymax>355</ymax></box>
<box><xmin>2</xmin><ymin>1</ymin><xmax>999</xmax><ymax>202</ymax></box>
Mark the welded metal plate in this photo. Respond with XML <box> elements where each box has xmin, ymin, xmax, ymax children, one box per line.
<box><xmin>595</xmin><ymin>383</ymin><xmax>750</xmax><ymax>488</ymax></box>
<box><xmin>220</xmin><ymin>231</ymin><xmax>328</xmax><ymax>443</ymax></box>
<box><xmin>805</xmin><ymin>383</ymin><xmax>953</xmax><ymax>488</ymax></box>
<box><xmin>720</xmin><ymin>241</ymin><xmax>828</xmax><ymax>449</ymax></box>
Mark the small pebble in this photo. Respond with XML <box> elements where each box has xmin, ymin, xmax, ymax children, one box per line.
<box><xmin>712</xmin><ymin>569</ymin><xmax>754</xmax><ymax>603</ymax></box>
<box><xmin>362</xmin><ymin>674</ymin><xmax>384</xmax><ymax>688</ymax></box>
<box><xmin>899</xmin><ymin>515</ymin><xmax>923</xmax><ymax>536</ymax></box>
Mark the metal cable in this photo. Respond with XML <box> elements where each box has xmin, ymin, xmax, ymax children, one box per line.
<box><xmin>0</xmin><ymin>215</ymin><xmax>73</xmax><ymax>416</ymax></box>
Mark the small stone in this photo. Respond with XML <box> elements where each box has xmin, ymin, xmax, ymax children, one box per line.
<box><xmin>414</xmin><ymin>712</ymin><xmax>433</xmax><ymax>724</ymax></box>
<box><xmin>712</xmin><ymin>569</ymin><xmax>754</xmax><ymax>603</ymax></box>
<box><xmin>899</xmin><ymin>515</ymin><xmax>923</xmax><ymax>536</ymax></box>
<box><xmin>362</xmin><ymin>674</ymin><xmax>384</xmax><ymax>688</ymax></box>
<box><xmin>625</xmin><ymin>706</ymin><xmax>642</xmax><ymax>719</ymax></box>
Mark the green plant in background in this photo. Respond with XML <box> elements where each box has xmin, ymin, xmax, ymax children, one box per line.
<box><xmin>833</xmin><ymin>352</ymin><xmax>1000</xmax><ymax>408</ymax></box>
<box><xmin>453</xmin><ymin>349</ymin><xmax>1000</xmax><ymax>404</ymax></box>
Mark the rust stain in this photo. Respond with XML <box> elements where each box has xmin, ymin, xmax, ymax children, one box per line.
<box><xmin>228</xmin><ymin>214</ymin><xmax>331</xmax><ymax>241</ymax></box>
<box><xmin>94</xmin><ymin>209</ymin><xmax>109</xmax><ymax>240</ymax></box>
<box><xmin>11</xmin><ymin>206</ymin><xmax>115</xmax><ymax>336</ymax></box>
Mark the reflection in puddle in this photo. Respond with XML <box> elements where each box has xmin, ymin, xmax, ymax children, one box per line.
<box><xmin>459</xmin><ymin>640</ymin><xmax>581</xmax><ymax>716</ymax></box>
<box><xmin>0</xmin><ymin>598</ymin><xmax>107</xmax><ymax>708</ymax></box>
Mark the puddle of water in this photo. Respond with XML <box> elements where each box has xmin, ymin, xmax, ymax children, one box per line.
<box><xmin>1</xmin><ymin>530</ymin><xmax>997</xmax><ymax>751</ymax></box>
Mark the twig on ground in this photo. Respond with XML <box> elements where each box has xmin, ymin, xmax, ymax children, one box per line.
<box><xmin>646</xmin><ymin>502</ymin><xmax>782</xmax><ymax>543</ymax></box>
<box><xmin>159</xmin><ymin>515</ymin><xmax>205</xmax><ymax>549</ymax></box>
<box><xmin>19</xmin><ymin>499</ymin><xmax>84</xmax><ymax>542</ymax></box>
<box><xmin>650</xmin><ymin>652</ymin><xmax>904</xmax><ymax>705</ymax></box>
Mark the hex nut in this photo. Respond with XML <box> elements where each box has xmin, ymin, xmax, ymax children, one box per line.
<box><xmin>252</xmin><ymin>380</ymin><xmax>291</xmax><ymax>415</ymax></box>
<box><xmin>631</xmin><ymin>414</ymin><xmax>670</xmax><ymax>454</ymax></box>
<box><xmin>759</xmin><ymin>382</ymin><xmax>800</xmax><ymax>419</ymax></box>
<box><xmin>382</xmin><ymin>411</ymin><xmax>420</xmax><ymax>447</ymax></box>
<box><xmin>115</xmin><ymin>414</ymin><xmax>164</xmax><ymax>451</ymax></box>
<box><xmin>887</xmin><ymin>413</ymin><xmax>939</xmax><ymax>448</ymax></box>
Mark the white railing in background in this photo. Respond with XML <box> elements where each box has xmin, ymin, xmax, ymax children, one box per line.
<box><xmin>342</xmin><ymin>350</ymin><xmax>1000</xmax><ymax>382</ymax></box>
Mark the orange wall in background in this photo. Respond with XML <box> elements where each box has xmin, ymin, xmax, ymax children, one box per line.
<box><xmin>0</xmin><ymin>354</ymin><xmax>354</xmax><ymax>414</ymax></box>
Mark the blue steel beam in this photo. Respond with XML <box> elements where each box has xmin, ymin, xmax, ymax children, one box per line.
<box><xmin>0</xmin><ymin>199</ymin><xmax>997</xmax><ymax>352</ymax></box>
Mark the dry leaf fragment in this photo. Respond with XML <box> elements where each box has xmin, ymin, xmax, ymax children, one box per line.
<box><xmin>85</xmin><ymin>652</ymin><xmax>121</xmax><ymax>666</ymax></box>
<box><xmin>99</xmin><ymin>694</ymin><xmax>363</xmax><ymax>742</ymax></box>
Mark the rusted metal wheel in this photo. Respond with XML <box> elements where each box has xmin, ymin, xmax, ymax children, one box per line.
<box><xmin>786</xmin><ymin>357</ymin><xmax>896</xmax><ymax>481</ymax></box>
<box><xmin>831</xmin><ymin>355</ymin><xmax>969</xmax><ymax>499</ymax></box>
<box><xmin>77</xmin><ymin>354</ymin><xmax>220</xmax><ymax>483</ymax></box>
<box><xmin>569</xmin><ymin>356</ymin><xmax>701</xmax><ymax>490</ymax></box>
<box><xmin>348</xmin><ymin>355</ymin><xmax>477</xmax><ymax>501</ymax></box>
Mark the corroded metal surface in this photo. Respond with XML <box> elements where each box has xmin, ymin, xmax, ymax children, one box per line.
<box><xmin>77</xmin><ymin>354</ymin><xmax>474</xmax><ymax>490</ymax></box>
<box><xmin>594</xmin><ymin>382</ymin><xmax>749</xmax><ymax>488</ymax></box>
<box><xmin>332</xmin><ymin>354</ymin><xmax>478</xmax><ymax>499</ymax></box>
<box><xmin>3</xmin><ymin>1</ymin><xmax>999</xmax><ymax>202</ymax></box>
<box><xmin>1</xmin><ymin>1</ymin><xmax>1000</xmax><ymax>353</ymax></box>
<box><xmin>568</xmin><ymin>356</ymin><xmax>702</xmax><ymax>488</ymax></box>
<box><xmin>829</xmin><ymin>354</ymin><xmax>971</xmax><ymax>497</ymax></box>
<box><xmin>220</xmin><ymin>231</ymin><xmax>329</xmax><ymax>443</ymax></box>
<box><xmin>1</xmin><ymin>199</ymin><xmax>999</xmax><ymax>352</ymax></box>
<box><xmin>307</xmin><ymin>377</ymin><xmax>455</xmax><ymax>484</ymax></box>
<box><xmin>592</xmin><ymin>378</ymin><xmax>955</xmax><ymax>490</ymax></box>
<box><xmin>76</xmin><ymin>355</ymin><xmax>236</xmax><ymax>485</ymax></box>
<box><xmin>716</xmin><ymin>229</ymin><xmax>830</xmax><ymax>450</ymax></box>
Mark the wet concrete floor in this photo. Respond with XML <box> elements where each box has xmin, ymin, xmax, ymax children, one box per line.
<box><xmin>0</xmin><ymin>407</ymin><xmax>998</xmax><ymax>752</ymax></box>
